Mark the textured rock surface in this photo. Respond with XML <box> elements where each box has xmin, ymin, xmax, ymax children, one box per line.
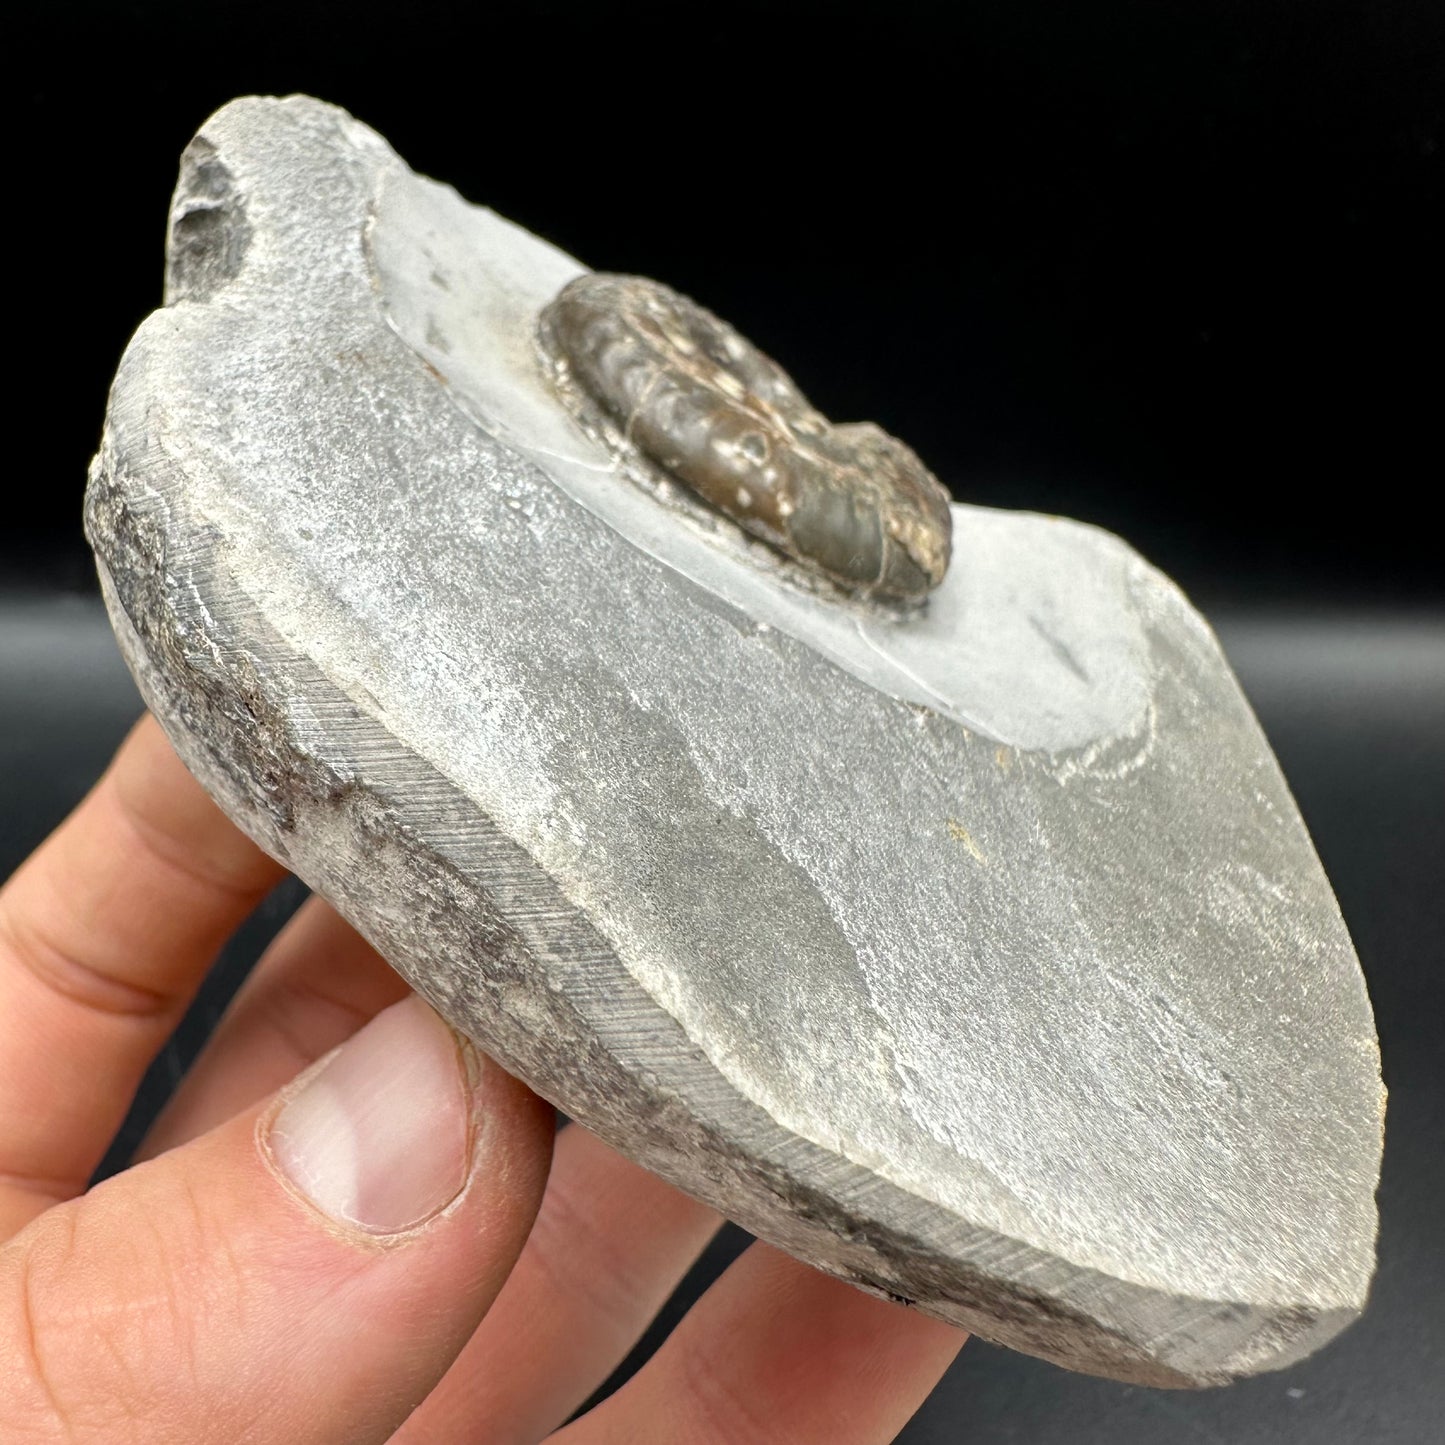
<box><xmin>86</xmin><ymin>95</ymin><xmax>1384</xmax><ymax>1387</ymax></box>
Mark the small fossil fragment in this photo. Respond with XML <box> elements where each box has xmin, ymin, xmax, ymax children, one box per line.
<box><xmin>540</xmin><ymin>273</ymin><xmax>953</xmax><ymax>604</ymax></box>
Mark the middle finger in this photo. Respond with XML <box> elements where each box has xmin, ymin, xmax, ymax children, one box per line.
<box><xmin>553</xmin><ymin>1243</ymin><xmax>966</xmax><ymax>1445</ymax></box>
<box><xmin>0</xmin><ymin>716</ymin><xmax>284</xmax><ymax>1237</ymax></box>
<box><xmin>394</xmin><ymin>1123</ymin><xmax>719</xmax><ymax>1443</ymax></box>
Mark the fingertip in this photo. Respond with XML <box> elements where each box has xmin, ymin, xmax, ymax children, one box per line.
<box><xmin>263</xmin><ymin>995</ymin><xmax>477</xmax><ymax>1235</ymax></box>
<box><xmin>1</xmin><ymin>1000</ymin><xmax>554</xmax><ymax>1444</ymax></box>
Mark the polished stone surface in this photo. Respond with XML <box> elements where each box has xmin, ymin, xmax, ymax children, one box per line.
<box><xmin>85</xmin><ymin>96</ymin><xmax>1383</xmax><ymax>1385</ymax></box>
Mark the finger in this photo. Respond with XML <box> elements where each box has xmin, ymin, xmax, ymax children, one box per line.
<box><xmin>139</xmin><ymin>898</ymin><xmax>410</xmax><ymax>1157</ymax></box>
<box><xmin>137</xmin><ymin>899</ymin><xmax>720</xmax><ymax>1442</ymax></box>
<box><xmin>0</xmin><ymin>715</ymin><xmax>285</xmax><ymax>1236</ymax></box>
<box><xmin>395</xmin><ymin>1124</ymin><xmax>720</xmax><ymax>1443</ymax></box>
<box><xmin>1</xmin><ymin>995</ymin><xmax>553</xmax><ymax>1445</ymax></box>
<box><xmin>554</xmin><ymin>1243</ymin><xmax>966</xmax><ymax>1445</ymax></box>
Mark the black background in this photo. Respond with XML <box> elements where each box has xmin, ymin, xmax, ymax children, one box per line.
<box><xmin>3</xmin><ymin>4</ymin><xmax>1443</xmax><ymax>1443</ymax></box>
<box><xmin>7</xmin><ymin>0</ymin><xmax>1443</xmax><ymax>604</ymax></box>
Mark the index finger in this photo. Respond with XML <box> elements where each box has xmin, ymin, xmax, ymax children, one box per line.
<box><xmin>0</xmin><ymin>713</ymin><xmax>285</xmax><ymax>1237</ymax></box>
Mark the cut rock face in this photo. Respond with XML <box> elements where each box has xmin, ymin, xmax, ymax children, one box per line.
<box><xmin>86</xmin><ymin>95</ymin><xmax>1384</xmax><ymax>1388</ymax></box>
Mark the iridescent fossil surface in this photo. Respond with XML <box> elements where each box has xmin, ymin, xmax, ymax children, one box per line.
<box><xmin>86</xmin><ymin>96</ymin><xmax>1383</xmax><ymax>1388</ymax></box>
<box><xmin>540</xmin><ymin>273</ymin><xmax>952</xmax><ymax>604</ymax></box>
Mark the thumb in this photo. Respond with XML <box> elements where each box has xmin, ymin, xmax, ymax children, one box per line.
<box><xmin>1</xmin><ymin>995</ymin><xmax>553</xmax><ymax>1444</ymax></box>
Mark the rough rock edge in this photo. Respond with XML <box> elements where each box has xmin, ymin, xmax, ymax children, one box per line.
<box><xmin>82</xmin><ymin>92</ymin><xmax>1365</xmax><ymax>1388</ymax></box>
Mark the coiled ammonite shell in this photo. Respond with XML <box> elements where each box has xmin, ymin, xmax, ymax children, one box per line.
<box><xmin>541</xmin><ymin>274</ymin><xmax>953</xmax><ymax>604</ymax></box>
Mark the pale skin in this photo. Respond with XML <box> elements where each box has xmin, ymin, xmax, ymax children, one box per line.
<box><xmin>0</xmin><ymin>715</ymin><xmax>965</xmax><ymax>1443</ymax></box>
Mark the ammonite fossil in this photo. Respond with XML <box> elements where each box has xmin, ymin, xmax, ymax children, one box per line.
<box><xmin>540</xmin><ymin>273</ymin><xmax>953</xmax><ymax>604</ymax></box>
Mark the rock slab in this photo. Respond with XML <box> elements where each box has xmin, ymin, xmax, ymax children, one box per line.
<box><xmin>86</xmin><ymin>95</ymin><xmax>1384</xmax><ymax>1387</ymax></box>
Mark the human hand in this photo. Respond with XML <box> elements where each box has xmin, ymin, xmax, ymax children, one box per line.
<box><xmin>0</xmin><ymin>715</ymin><xmax>965</xmax><ymax>1442</ymax></box>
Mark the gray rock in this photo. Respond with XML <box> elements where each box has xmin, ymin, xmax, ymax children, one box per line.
<box><xmin>86</xmin><ymin>95</ymin><xmax>1384</xmax><ymax>1388</ymax></box>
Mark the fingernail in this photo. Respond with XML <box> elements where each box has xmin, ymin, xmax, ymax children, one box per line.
<box><xmin>266</xmin><ymin>994</ymin><xmax>477</xmax><ymax>1234</ymax></box>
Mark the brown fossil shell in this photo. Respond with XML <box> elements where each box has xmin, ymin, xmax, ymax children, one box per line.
<box><xmin>540</xmin><ymin>274</ymin><xmax>952</xmax><ymax>604</ymax></box>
